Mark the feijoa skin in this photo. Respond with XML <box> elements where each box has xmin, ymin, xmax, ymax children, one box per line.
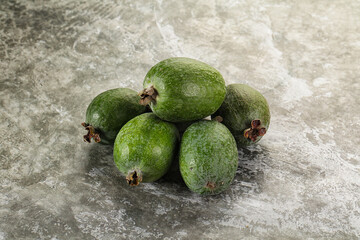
<box><xmin>212</xmin><ymin>84</ymin><xmax>270</xmax><ymax>147</ymax></box>
<box><xmin>179</xmin><ymin>120</ymin><xmax>238</xmax><ymax>195</ymax></box>
<box><xmin>139</xmin><ymin>57</ymin><xmax>226</xmax><ymax>122</ymax></box>
<box><xmin>113</xmin><ymin>113</ymin><xmax>179</xmax><ymax>186</ymax></box>
<box><xmin>82</xmin><ymin>88</ymin><xmax>146</xmax><ymax>145</ymax></box>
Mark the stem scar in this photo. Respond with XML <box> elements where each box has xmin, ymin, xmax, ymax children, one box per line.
<box><xmin>139</xmin><ymin>86</ymin><xmax>158</xmax><ymax>106</ymax></box>
<box><xmin>81</xmin><ymin>122</ymin><xmax>101</xmax><ymax>143</ymax></box>
<box><xmin>243</xmin><ymin>119</ymin><xmax>267</xmax><ymax>142</ymax></box>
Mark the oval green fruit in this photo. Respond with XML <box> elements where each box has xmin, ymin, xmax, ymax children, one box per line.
<box><xmin>82</xmin><ymin>88</ymin><xmax>146</xmax><ymax>144</ymax></box>
<box><xmin>212</xmin><ymin>84</ymin><xmax>270</xmax><ymax>147</ymax></box>
<box><xmin>113</xmin><ymin>113</ymin><xmax>179</xmax><ymax>186</ymax></box>
<box><xmin>139</xmin><ymin>57</ymin><xmax>226</xmax><ymax>122</ymax></box>
<box><xmin>179</xmin><ymin>120</ymin><xmax>238</xmax><ymax>195</ymax></box>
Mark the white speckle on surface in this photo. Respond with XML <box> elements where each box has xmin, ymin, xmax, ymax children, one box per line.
<box><xmin>313</xmin><ymin>77</ymin><xmax>329</xmax><ymax>87</ymax></box>
<box><xmin>282</xmin><ymin>76</ymin><xmax>313</xmax><ymax>103</ymax></box>
<box><xmin>152</xmin><ymin>146</ymin><xmax>162</xmax><ymax>157</ymax></box>
<box><xmin>40</xmin><ymin>177</ymin><xmax>58</xmax><ymax>189</ymax></box>
<box><xmin>0</xmin><ymin>231</ymin><xmax>5</xmax><ymax>240</ymax></box>
<box><xmin>155</xmin><ymin>204</ymin><xmax>168</xmax><ymax>215</ymax></box>
<box><xmin>182</xmin><ymin>83</ymin><xmax>201</xmax><ymax>97</ymax></box>
<box><xmin>90</xmin><ymin>112</ymin><xmax>100</xmax><ymax>121</ymax></box>
<box><xmin>120</xmin><ymin>144</ymin><xmax>130</xmax><ymax>160</ymax></box>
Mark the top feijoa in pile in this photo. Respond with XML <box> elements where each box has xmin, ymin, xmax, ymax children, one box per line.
<box><xmin>81</xmin><ymin>57</ymin><xmax>271</xmax><ymax>195</ymax></box>
<box><xmin>139</xmin><ymin>57</ymin><xmax>226</xmax><ymax>122</ymax></box>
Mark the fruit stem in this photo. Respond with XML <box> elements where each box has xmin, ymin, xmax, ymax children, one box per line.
<box><xmin>243</xmin><ymin>119</ymin><xmax>267</xmax><ymax>142</ymax></box>
<box><xmin>206</xmin><ymin>181</ymin><xmax>216</xmax><ymax>190</ymax></box>
<box><xmin>139</xmin><ymin>85</ymin><xmax>158</xmax><ymax>106</ymax></box>
<box><xmin>126</xmin><ymin>170</ymin><xmax>143</xmax><ymax>186</ymax></box>
<box><xmin>81</xmin><ymin>122</ymin><xmax>101</xmax><ymax>143</ymax></box>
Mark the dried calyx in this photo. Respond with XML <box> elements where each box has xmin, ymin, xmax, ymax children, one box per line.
<box><xmin>243</xmin><ymin>119</ymin><xmax>267</xmax><ymax>142</ymax></box>
<box><xmin>126</xmin><ymin>170</ymin><xmax>143</xmax><ymax>186</ymax></box>
<box><xmin>206</xmin><ymin>181</ymin><xmax>216</xmax><ymax>190</ymax></box>
<box><xmin>81</xmin><ymin>122</ymin><xmax>101</xmax><ymax>143</ymax></box>
<box><xmin>139</xmin><ymin>86</ymin><xmax>158</xmax><ymax>106</ymax></box>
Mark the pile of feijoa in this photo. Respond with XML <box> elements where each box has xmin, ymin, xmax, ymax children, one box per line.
<box><xmin>82</xmin><ymin>57</ymin><xmax>270</xmax><ymax>195</ymax></box>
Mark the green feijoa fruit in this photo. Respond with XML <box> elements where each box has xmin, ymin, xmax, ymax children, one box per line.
<box><xmin>82</xmin><ymin>88</ymin><xmax>146</xmax><ymax>145</ymax></box>
<box><xmin>139</xmin><ymin>57</ymin><xmax>226</xmax><ymax>122</ymax></box>
<box><xmin>113</xmin><ymin>113</ymin><xmax>179</xmax><ymax>186</ymax></box>
<box><xmin>212</xmin><ymin>84</ymin><xmax>270</xmax><ymax>147</ymax></box>
<box><xmin>179</xmin><ymin>120</ymin><xmax>238</xmax><ymax>195</ymax></box>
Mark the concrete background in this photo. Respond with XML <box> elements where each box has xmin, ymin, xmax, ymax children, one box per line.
<box><xmin>1</xmin><ymin>0</ymin><xmax>359</xmax><ymax>239</ymax></box>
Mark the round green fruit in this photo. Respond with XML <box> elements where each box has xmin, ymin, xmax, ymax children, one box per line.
<box><xmin>82</xmin><ymin>88</ymin><xmax>146</xmax><ymax>144</ymax></box>
<box><xmin>212</xmin><ymin>84</ymin><xmax>270</xmax><ymax>147</ymax></box>
<box><xmin>179</xmin><ymin>120</ymin><xmax>238</xmax><ymax>195</ymax></box>
<box><xmin>139</xmin><ymin>57</ymin><xmax>226</xmax><ymax>122</ymax></box>
<box><xmin>113</xmin><ymin>113</ymin><xmax>179</xmax><ymax>186</ymax></box>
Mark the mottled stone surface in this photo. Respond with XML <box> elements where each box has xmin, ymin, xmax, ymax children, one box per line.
<box><xmin>1</xmin><ymin>0</ymin><xmax>360</xmax><ymax>239</ymax></box>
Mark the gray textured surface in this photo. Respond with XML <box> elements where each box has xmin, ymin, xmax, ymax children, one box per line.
<box><xmin>1</xmin><ymin>0</ymin><xmax>360</xmax><ymax>239</ymax></box>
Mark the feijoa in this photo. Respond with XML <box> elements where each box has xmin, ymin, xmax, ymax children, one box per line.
<box><xmin>82</xmin><ymin>88</ymin><xmax>146</xmax><ymax>144</ymax></box>
<box><xmin>113</xmin><ymin>113</ymin><xmax>178</xmax><ymax>186</ymax></box>
<box><xmin>179</xmin><ymin>120</ymin><xmax>238</xmax><ymax>195</ymax></box>
<box><xmin>212</xmin><ymin>84</ymin><xmax>270</xmax><ymax>147</ymax></box>
<box><xmin>139</xmin><ymin>57</ymin><xmax>226</xmax><ymax>122</ymax></box>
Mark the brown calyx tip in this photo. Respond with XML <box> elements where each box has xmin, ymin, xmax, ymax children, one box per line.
<box><xmin>205</xmin><ymin>181</ymin><xmax>216</xmax><ymax>190</ymax></box>
<box><xmin>213</xmin><ymin>116</ymin><xmax>223</xmax><ymax>123</ymax></box>
<box><xmin>126</xmin><ymin>170</ymin><xmax>142</xmax><ymax>186</ymax></box>
<box><xmin>139</xmin><ymin>85</ymin><xmax>158</xmax><ymax>106</ymax></box>
<box><xmin>243</xmin><ymin>119</ymin><xmax>267</xmax><ymax>142</ymax></box>
<box><xmin>81</xmin><ymin>122</ymin><xmax>101</xmax><ymax>143</ymax></box>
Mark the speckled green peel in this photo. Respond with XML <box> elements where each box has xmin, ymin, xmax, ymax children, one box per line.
<box><xmin>179</xmin><ymin>120</ymin><xmax>238</xmax><ymax>195</ymax></box>
<box><xmin>212</xmin><ymin>84</ymin><xmax>270</xmax><ymax>147</ymax></box>
<box><xmin>83</xmin><ymin>88</ymin><xmax>146</xmax><ymax>144</ymax></box>
<box><xmin>113</xmin><ymin>113</ymin><xmax>179</xmax><ymax>185</ymax></box>
<box><xmin>142</xmin><ymin>57</ymin><xmax>226</xmax><ymax>122</ymax></box>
